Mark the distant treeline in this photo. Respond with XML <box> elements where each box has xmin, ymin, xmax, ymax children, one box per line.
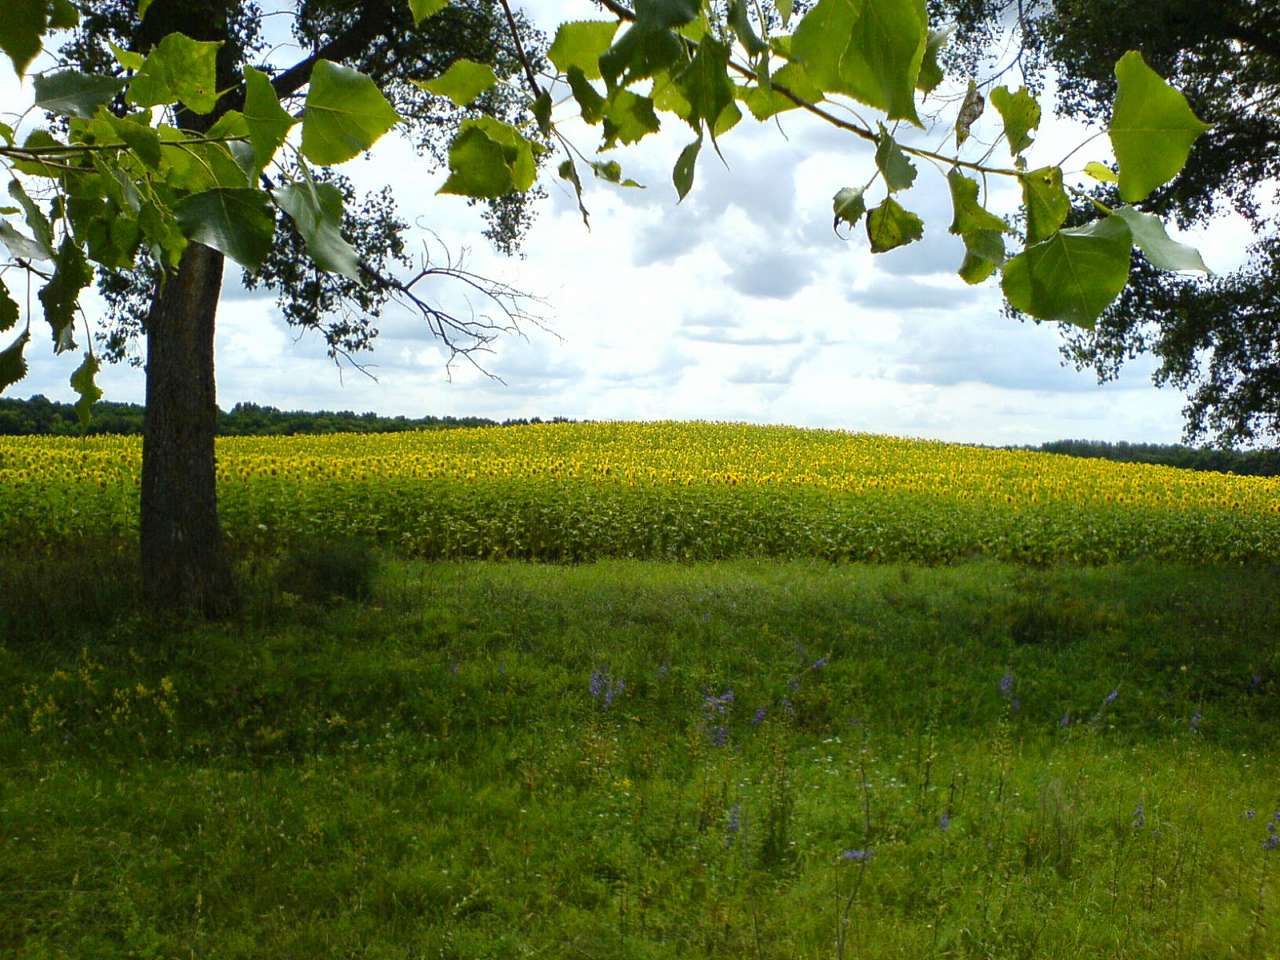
<box><xmin>0</xmin><ymin>396</ymin><xmax>571</xmax><ymax>437</ymax></box>
<box><xmin>1029</xmin><ymin>439</ymin><xmax>1280</xmax><ymax>477</ymax></box>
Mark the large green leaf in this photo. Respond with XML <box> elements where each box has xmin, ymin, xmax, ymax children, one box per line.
<box><xmin>548</xmin><ymin>20</ymin><xmax>618</xmax><ymax>80</ymax></box>
<box><xmin>70</xmin><ymin>352</ymin><xmax>101</xmax><ymax>427</ymax></box>
<box><xmin>742</xmin><ymin>62</ymin><xmax>820</xmax><ymax>120</ymax></box>
<box><xmin>832</xmin><ymin>186</ymin><xmax>867</xmax><ymax>231</ymax></box>
<box><xmin>409</xmin><ymin>0</ymin><xmax>449</xmax><ymax>24</ymax></box>
<box><xmin>990</xmin><ymin>85</ymin><xmax>1039</xmax><ymax>155</ymax></box>
<box><xmin>602</xmin><ymin>90</ymin><xmax>661</xmax><ymax>148</ymax></box>
<box><xmin>0</xmin><ymin>329</ymin><xmax>29</xmax><ymax>393</ymax></box>
<box><xmin>39</xmin><ymin>237</ymin><xmax>91</xmax><ymax>352</ymax></box>
<box><xmin>244</xmin><ymin>66</ymin><xmax>296</xmax><ymax>175</ymax></box>
<box><xmin>674</xmin><ymin>35</ymin><xmax>734</xmax><ymax>137</ymax></box>
<box><xmin>947</xmin><ymin>169</ymin><xmax>1006</xmax><ymax>235</ymax></box>
<box><xmin>567</xmin><ymin>67</ymin><xmax>607</xmax><ymax>123</ymax></box>
<box><xmin>866</xmin><ymin>196</ymin><xmax>923</xmax><ymax>253</ymax></box>
<box><xmin>0</xmin><ymin>0</ymin><xmax>45</xmax><ymax>78</ymax></box>
<box><xmin>1109</xmin><ymin>50</ymin><xmax>1209</xmax><ymax>203</ymax></box>
<box><xmin>957</xmin><ymin>229</ymin><xmax>1004</xmax><ymax>284</ymax></box>
<box><xmin>673</xmin><ymin>136</ymin><xmax>701</xmax><ymax>201</ymax></box>
<box><xmin>598</xmin><ymin>25</ymin><xmax>684</xmax><ymax>87</ymax></box>
<box><xmin>104</xmin><ymin>113</ymin><xmax>163</xmax><ymax>169</ymax></box>
<box><xmin>273</xmin><ymin>179</ymin><xmax>362</xmax><ymax>280</ymax></box>
<box><xmin>126</xmin><ymin>33</ymin><xmax>222</xmax><ymax>114</ymax></box>
<box><xmin>792</xmin><ymin>0</ymin><xmax>927</xmax><ymax>124</ymax></box>
<box><xmin>875</xmin><ymin>124</ymin><xmax>916</xmax><ymax>193</ymax></box>
<box><xmin>1001</xmin><ymin>214</ymin><xmax>1132</xmax><ymax>328</ymax></box>
<box><xmin>301</xmin><ymin>60</ymin><xmax>401</xmax><ymax>166</ymax></box>
<box><xmin>173</xmin><ymin>188</ymin><xmax>275</xmax><ymax>271</ymax></box>
<box><xmin>34</xmin><ymin>70</ymin><xmax>125</xmax><ymax>119</ymax></box>
<box><xmin>1020</xmin><ymin>166</ymin><xmax>1068</xmax><ymax>243</ymax></box>
<box><xmin>1112</xmin><ymin>206</ymin><xmax>1209</xmax><ymax>274</ymax></box>
<box><xmin>439</xmin><ymin>118</ymin><xmax>537</xmax><ymax>197</ymax></box>
<box><xmin>416</xmin><ymin>58</ymin><xmax>498</xmax><ymax>107</ymax></box>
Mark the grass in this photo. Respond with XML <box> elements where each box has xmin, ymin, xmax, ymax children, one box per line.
<box><xmin>2</xmin><ymin>555</ymin><xmax>1279</xmax><ymax>958</ymax></box>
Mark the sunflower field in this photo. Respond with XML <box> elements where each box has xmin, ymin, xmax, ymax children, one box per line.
<box><xmin>2</xmin><ymin>421</ymin><xmax>1277</xmax><ymax>564</ymax></box>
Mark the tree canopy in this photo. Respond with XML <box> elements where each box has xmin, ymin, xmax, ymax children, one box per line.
<box><xmin>0</xmin><ymin>0</ymin><xmax>1214</xmax><ymax>610</ymax></box>
<box><xmin>934</xmin><ymin>0</ymin><xmax>1280</xmax><ymax>446</ymax></box>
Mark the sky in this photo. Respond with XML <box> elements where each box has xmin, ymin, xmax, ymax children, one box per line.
<box><xmin>2</xmin><ymin>1</ymin><xmax>1264</xmax><ymax>445</ymax></box>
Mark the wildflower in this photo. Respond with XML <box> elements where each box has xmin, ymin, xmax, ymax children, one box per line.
<box><xmin>1060</xmin><ymin>711</ymin><xmax>1071</xmax><ymax>727</ymax></box>
<box><xmin>589</xmin><ymin>668</ymin><xmax>607</xmax><ymax>700</ymax></box>
<box><xmin>999</xmin><ymin>672</ymin><xmax>1015</xmax><ymax>699</ymax></box>
<box><xmin>725</xmin><ymin>803</ymin><xmax>741</xmax><ymax>846</ymax></box>
<box><xmin>710</xmin><ymin>724</ymin><xmax>728</xmax><ymax>747</ymax></box>
<box><xmin>1264</xmin><ymin>835</ymin><xmax>1279</xmax><ymax>852</ymax></box>
<box><xmin>752</xmin><ymin>706</ymin><xmax>767</xmax><ymax>726</ymax></box>
<box><xmin>1250</xmin><ymin>673</ymin><xmax>1263</xmax><ymax>691</ymax></box>
<box><xmin>1132</xmin><ymin>803</ymin><xmax>1146</xmax><ymax>830</ymax></box>
<box><xmin>939</xmin><ymin>812</ymin><xmax>951</xmax><ymax>831</ymax></box>
<box><xmin>1189</xmin><ymin>710</ymin><xmax>1201</xmax><ymax>731</ymax></box>
<box><xmin>841</xmin><ymin>849</ymin><xmax>874</xmax><ymax>862</ymax></box>
<box><xmin>603</xmin><ymin>677</ymin><xmax>624</xmax><ymax>709</ymax></box>
<box><xmin>811</xmin><ymin>656</ymin><xmax>829</xmax><ymax>671</ymax></box>
<box><xmin>1246</xmin><ymin>809</ymin><xmax>1257</xmax><ymax>819</ymax></box>
<box><xmin>1104</xmin><ymin>687</ymin><xmax>1119</xmax><ymax>707</ymax></box>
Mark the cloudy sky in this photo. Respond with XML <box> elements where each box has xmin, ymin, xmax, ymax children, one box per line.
<box><xmin>4</xmin><ymin>0</ymin><xmax>1263</xmax><ymax>445</ymax></box>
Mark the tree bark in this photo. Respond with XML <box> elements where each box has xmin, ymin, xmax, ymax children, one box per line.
<box><xmin>140</xmin><ymin>242</ymin><xmax>236</xmax><ymax>616</ymax></box>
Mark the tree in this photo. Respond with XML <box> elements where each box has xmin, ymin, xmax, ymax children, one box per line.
<box><xmin>0</xmin><ymin>0</ymin><xmax>1209</xmax><ymax>612</ymax></box>
<box><xmin>930</xmin><ymin>0</ymin><xmax>1280</xmax><ymax>446</ymax></box>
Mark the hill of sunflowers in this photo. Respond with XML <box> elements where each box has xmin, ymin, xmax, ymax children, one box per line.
<box><xmin>2</xmin><ymin>420</ymin><xmax>1278</xmax><ymax>564</ymax></box>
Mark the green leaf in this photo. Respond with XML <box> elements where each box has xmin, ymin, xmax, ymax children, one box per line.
<box><xmin>12</xmin><ymin>130</ymin><xmax>63</xmax><ymax>178</ymax></box>
<box><xmin>602</xmin><ymin>90</ymin><xmax>661</xmax><ymax>148</ymax></box>
<box><xmin>127</xmin><ymin>32</ymin><xmax>222</xmax><ymax>114</ymax></box>
<box><xmin>1020</xmin><ymin>166</ymin><xmax>1068</xmax><ymax>243</ymax></box>
<box><xmin>990</xmin><ymin>85</ymin><xmax>1039</xmax><ymax>155</ymax></box>
<box><xmin>0</xmin><ymin>221</ymin><xmax>52</xmax><ymax>261</ymax></box>
<box><xmin>567</xmin><ymin>67</ymin><xmax>607</xmax><ymax>124</ymax></box>
<box><xmin>776</xmin><ymin>0</ymin><xmax>794</xmax><ymax>27</ymax></box>
<box><xmin>713</xmin><ymin>100</ymin><xmax>741</xmax><ymax>138</ymax></box>
<box><xmin>674</xmin><ymin>35</ymin><xmax>734</xmax><ymax>139</ymax></box>
<box><xmin>69</xmin><ymin>352</ymin><xmax>101</xmax><ymax>427</ymax></box>
<box><xmin>832</xmin><ymin>186</ymin><xmax>866</xmax><ymax>231</ymax></box>
<box><xmin>1084</xmin><ymin>161</ymin><xmax>1118</xmax><ymax>184</ymax></box>
<box><xmin>742</xmin><ymin>62</ymin><xmax>820</xmax><ymax>120</ymax></box>
<box><xmin>557</xmin><ymin>157</ymin><xmax>590</xmax><ymax>227</ymax></box>
<box><xmin>590</xmin><ymin>160</ymin><xmax>643</xmax><ymax>187</ymax></box>
<box><xmin>728</xmin><ymin>0</ymin><xmax>767</xmax><ymax>57</ymax></box>
<box><xmin>416</xmin><ymin>58</ymin><xmax>498</xmax><ymax>108</ymax></box>
<box><xmin>548</xmin><ymin>20</ymin><xmax>618</xmax><ymax>81</ymax></box>
<box><xmin>137</xmin><ymin>0</ymin><xmax>155</xmax><ymax>18</ymax></box>
<box><xmin>0</xmin><ymin>328</ymin><xmax>30</xmax><ymax>393</ymax></box>
<box><xmin>409</xmin><ymin>0</ymin><xmax>449</xmax><ymax>24</ymax></box>
<box><xmin>108</xmin><ymin>41</ymin><xmax>143</xmax><ymax>71</ymax></box>
<box><xmin>673</xmin><ymin>135</ymin><xmax>701</xmax><ymax>201</ymax></box>
<box><xmin>916</xmin><ymin>26</ymin><xmax>951</xmax><ymax>94</ymax></box>
<box><xmin>866</xmin><ymin>196</ymin><xmax>923</xmax><ymax>253</ymax></box>
<box><xmin>957</xmin><ymin>229</ymin><xmax>1004</xmax><ymax>284</ymax></box>
<box><xmin>173</xmin><ymin>188</ymin><xmax>275</xmax><ymax>271</ymax></box>
<box><xmin>598</xmin><ymin>25</ymin><xmax>683</xmax><ymax>87</ymax></box>
<box><xmin>34</xmin><ymin>70</ymin><xmax>124</xmax><ymax>119</ymax></box>
<box><xmin>532</xmin><ymin>90</ymin><xmax>552</xmax><ymax>136</ymax></box>
<box><xmin>50</xmin><ymin>0</ymin><xmax>79</xmax><ymax>30</ymax></box>
<box><xmin>439</xmin><ymin>118</ymin><xmax>536</xmax><ymax>197</ymax></box>
<box><xmin>1109</xmin><ymin>50</ymin><xmax>1209</xmax><ymax>203</ymax></box>
<box><xmin>105</xmin><ymin>113</ymin><xmax>162</xmax><ymax>169</ymax></box>
<box><xmin>139</xmin><ymin>199</ymin><xmax>187</xmax><ymax>269</ymax></box>
<box><xmin>946</xmin><ymin>168</ymin><xmax>1006</xmax><ymax>235</ymax></box>
<box><xmin>9</xmin><ymin>179</ymin><xmax>53</xmax><ymax>256</ymax></box>
<box><xmin>874</xmin><ymin>124</ymin><xmax>916</xmax><ymax>193</ymax></box>
<box><xmin>0</xmin><ymin>0</ymin><xmax>45</xmax><ymax>78</ymax></box>
<box><xmin>273</xmin><ymin>179</ymin><xmax>362</xmax><ymax>281</ymax></box>
<box><xmin>243</xmin><ymin>65</ymin><xmax>295</xmax><ymax>175</ymax></box>
<box><xmin>1001</xmin><ymin>214</ymin><xmax>1132</xmax><ymax>327</ymax></box>
<box><xmin>39</xmin><ymin>237</ymin><xmax>91</xmax><ymax>352</ymax></box>
<box><xmin>1112</xmin><ymin>205</ymin><xmax>1209</xmax><ymax>274</ymax></box>
<box><xmin>301</xmin><ymin>61</ymin><xmax>401</xmax><ymax>166</ymax></box>
<box><xmin>955</xmin><ymin>79</ymin><xmax>983</xmax><ymax>148</ymax></box>
<box><xmin>792</xmin><ymin>0</ymin><xmax>927</xmax><ymax>125</ymax></box>
<box><xmin>0</xmin><ymin>283</ymin><xmax>17</xmax><ymax>332</ymax></box>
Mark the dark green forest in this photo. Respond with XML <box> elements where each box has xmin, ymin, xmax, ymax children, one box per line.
<box><xmin>4</xmin><ymin>395</ymin><xmax>1278</xmax><ymax>477</ymax></box>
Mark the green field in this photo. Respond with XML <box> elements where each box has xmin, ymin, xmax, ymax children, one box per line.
<box><xmin>3</xmin><ymin>552</ymin><xmax>1280</xmax><ymax>958</ymax></box>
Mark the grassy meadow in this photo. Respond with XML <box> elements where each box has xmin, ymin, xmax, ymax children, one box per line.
<box><xmin>2</xmin><ymin>422</ymin><xmax>1279</xmax><ymax>958</ymax></box>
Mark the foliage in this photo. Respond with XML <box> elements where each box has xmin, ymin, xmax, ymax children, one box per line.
<box><xmin>2</xmin><ymin>558</ymin><xmax>1278</xmax><ymax>956</ymax></box>
<box><xmin>0</xmin><ymin>0</ymin><xmax>1211</xmax><ymax>421</ymax></box>
<box><xmin>932</xmin><ymin>0</ymin><xmax>1280</xmax><ymax>445</ymax></box>
<box><xmin>3</xmin><ymin>421</ymin><xmax>1278</xmax><ymax>563</ymax></box>
<box><xmin>274</xmin><ymin>536</ymin><xmax>379</xmax><ymax>603</ymax></box>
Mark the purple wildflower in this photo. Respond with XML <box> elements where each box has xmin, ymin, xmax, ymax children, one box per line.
<box><xmin>710</xmin><ymin>724</ymin><xmax>728</xmax><ymax>747</ymax></box>
<box><xmin>589</xmin><ymin>668</ymin><xmax>607</xmax><ymax>700</ymax></box>
<box><xmin>1264</xmin><ymin>835</ymin><xmax>1279</xmax><ymax>852</ymax></box>
<box><xmin>603</xmin><ymin>677</ymin><xmax>624</xmax><ymax>708</ymax></box>
<box><xmin>1250</xmin><ymin>673</ymin><xmax>1263</xmax><ymax>691</ymax></box>
<box><xmin>752</xmin><ymin>706</ymin><xmax>767</xmax><ymax>726</ymax></box>
<box><xmin>1189</xmin><ymin>710</ymin><xmax>1201</xmax><ymax>731</ymax></box>
<box><xmin>939</xmin><ymin>812</ymin><xmax>951</xmax><ymax>831</ymax></box>
<box><xmin>999</xmin><ymin>672</ymin><xmax>1015</xmax><ymax>699</ymax></box>
<box><xmin>1246</xmin><ymin>809</ymin><xmax>1257</xmax><ymax>819</ymax></box>
<box><xmin>811</xmin><ymin>656</ymin><xmax>829</xmax><ymax>671</ymax></box>
<box><xmin>841</xmin><ymin>849</ymin><xmax>874</xmax><ymax>862</ymax></box>
<box><xmin>1104</xmin><ymin>687</ymin><xmax>1119</xmax><ymax>707</ymax></box>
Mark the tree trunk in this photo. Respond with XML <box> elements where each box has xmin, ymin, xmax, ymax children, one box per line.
<box><xmin>140</xmin><ymin>242</ymin><xmax>236</xmax><ymax>616</ymax></box>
